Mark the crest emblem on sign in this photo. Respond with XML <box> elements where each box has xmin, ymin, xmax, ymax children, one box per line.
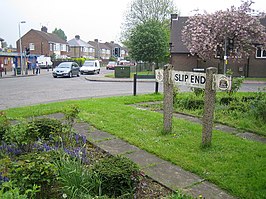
<box><xmin>155</xmin><ymin>69</ymin><xmax>164</xmax><ymax>82</ymax></box>
<box><xmin>215</xmin><ymin>75</ymin><xmax>231</xmax><ymax>91</ymax></box>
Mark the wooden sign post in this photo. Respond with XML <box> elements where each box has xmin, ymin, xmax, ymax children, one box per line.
<box><xmin>157</xmin><ymin>66</ymin><xmax>229</xmax><ymax>146</ymax></box>
<box><xmin>201</xmin><ymin>67</ymin><xmax>217</xmax><ymax>147</ymax></box>
<box><xmin>163</xmin><ymin>64</ymin><xmax>173</xmax><ymax>133</ymax></box>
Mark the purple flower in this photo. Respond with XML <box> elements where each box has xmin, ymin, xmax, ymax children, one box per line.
<box><xmin>82</xmin><ymin>135</ymin><xmax>87</xmax><ymax>144</ymax></box>
<box><xmin>75</xmin><ymin>134</ymin><xmax>80</xmax><ymax>144</ymax></box>
<box><xmin>0</xmin><ymin>172</ymin><xmax>9</xmax><ymax>183</ymax></box>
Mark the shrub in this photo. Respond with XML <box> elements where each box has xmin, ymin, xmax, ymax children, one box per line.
<box><xmin>227</xmin><ymin>100</ymin><xmax>249</xmax><ymax>112</ymax></box>
<box><xmin>173</xmin><ymin>85</ymin><xmax>180</xmax><ymax>105</ymax></box>
<box><xmin>250</xmin><ymin>90</ymin><xmax>266</xmax><ymax>122</ymax></box>
<box><xmin>0</xmin><ymin>157</ymin><xmax>12</xmax><ymax>184</ymax></box>
<box><xmin>0</xmin><ymin>181</ymin><xmax>39</xmax><ymax>199</ymax></box>
<box><xmin>226</xmin><ymin>69</ymin><xmax>244</xmax><ymax>96</ymax></box>
<box><xmin>3</xmin><ymin>121</ymin><xmax>39</xmax><ymax>153</ymax></box>
<box><xmin>191</xmin><ymin>87</ymin><xmax>205</xmax><ymax>96</ymax></box>
<box><xmin>7</xmin><ymin>152</ymin><xmax>58</xmax><ymax>198</ymax></box>
<box><xmin>0</xmin><ymin>112</ymin><xmax>10</xmax><ymax>141</ymax></box>
<box><xmin>28</xmin><ymin>118</ymin><xmax>64</xmax><ymax>140</ymax></box>
<box><xmin>92</xmin><ymin>156</ymin><xmax>140</xmax><ymax>197</ymax></box>
<box><xmin>64</xmin><ymin>104</ymin><xmax>80</xmax><ymax>130</ymax></box>
<box><xmin>175</xmin><ymin>97</ymin><xmax>204</xmax><ymax>110</ymax></box>
<box><xmin>220</xmin><ymin>97</ymin><xmax>236</xmax><ymax>105</ymax></box>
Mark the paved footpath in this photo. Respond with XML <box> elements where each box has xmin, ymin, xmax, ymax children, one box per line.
<box><xmin>44</xmin><ymin>113</ymin><xmax>236</xmax><ymax>199</ymax></box>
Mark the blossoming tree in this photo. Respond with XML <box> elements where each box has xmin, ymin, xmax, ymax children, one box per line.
<box><xmin>181</xmin><ymin>0</ymin><xmax>266</xmax><ymax>63</ymax></box>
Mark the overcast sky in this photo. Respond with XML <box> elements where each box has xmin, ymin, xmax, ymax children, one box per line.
<box><xmin>0</xmin><ymin>0</ymin><xmax>265</xmax><ymax>47</ymax></box>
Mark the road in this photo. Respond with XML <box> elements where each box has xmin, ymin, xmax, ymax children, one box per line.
<box><xmin>0</xmin><ymin>68</ymin><xmax>164</xmax><ymax>110</ymax></box>
<box><xmin>0</xmin><ymin>68</ymin><xmax>265</xmax><ymax>110</ymax></box>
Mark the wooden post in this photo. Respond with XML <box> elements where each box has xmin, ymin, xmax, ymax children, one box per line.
<box><xmin>202</xmin><ymin>67</ymin><xmax>217</xmax><ymax>147</ymax></box>
<box><xmin>163</xmin><ymin>64</ymin><xmax>173</xmax><ymax>133</ymax></box>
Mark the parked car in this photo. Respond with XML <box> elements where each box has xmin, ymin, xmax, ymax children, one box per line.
<box><xmin>52</xmin><ymin>62</ymin><xmax>80</xmax><ymax>78</ymax></box>
<box><xmin>80</xmin><ymin>60</ymin><xmax>100</xmax><ymax>74</ymax></box>
<box><xmin>118</xmin><ymin>60</ymin><xmax>130</xmax><ymax>66</ymax></box>
<box><xmin>106</xmin><ymin>61</ymin><xmax>117</xmax><ymax>70</ymax></box>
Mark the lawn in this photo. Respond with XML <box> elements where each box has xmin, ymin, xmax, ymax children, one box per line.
<box><xmin>3</xmin><ymin>93</ymin><xmax>266</xmax><ymax>198</ymax></box>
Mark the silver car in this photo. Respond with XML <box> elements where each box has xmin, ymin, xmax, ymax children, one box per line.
<box><xmin>53</xmin><ymin>62</ymin><xmax>80</xmax><ymax>78</ymax></box>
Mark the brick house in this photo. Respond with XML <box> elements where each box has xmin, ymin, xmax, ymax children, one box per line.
<box><xmin>170</xmin><ymin>15</ymin><xmax>266</xmax><ymax>77</ymax></box>
<box><xmin>88</xmin><ymin>39</ymin><xmax>111</xmax><ymax>60</ymax></box>
<box><xmin>16</xmin><ymin>26</ymin><xmax>69</xmax><ymax>59</ymax></box>
<box><xmin>68</xmin><ymin>35</ymin><xmax>95</xmax><ymax>58</ymax></box>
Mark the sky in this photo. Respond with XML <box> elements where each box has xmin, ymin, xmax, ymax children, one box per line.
<box><xmin>0</xmin><ymin>0</ymin><xmax>265</xmax><ymax>47</ymax></box>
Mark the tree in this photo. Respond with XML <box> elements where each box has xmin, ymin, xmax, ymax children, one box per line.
<box><xmin>121</xmin><ymin>0</ymin><xmax>177</xmax><ymax>41</ymax></box>
<box><xmin>181</xmin><ymin>0</ymin><xmax>266</xmax><ymax>61</ymax></box>
<box><xmin>127</xmin><ymin>20</ymin><xmax>169</xmax><ymax>65</ymax></box>
<box><xmin>52</xmin><ymin>28</ymin><xmax>67</xmax><ymax>41</ymax></box>
<box><xmin>125</xmin><ymin>0</ymin><xmax>177</xmax><ymax>27</ymax></box>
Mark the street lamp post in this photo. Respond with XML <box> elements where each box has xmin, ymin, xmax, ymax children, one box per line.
<box><xmin>19</xmin><ymin>21</ymin><xmax>26</xmax><ymax>75</ymax></box>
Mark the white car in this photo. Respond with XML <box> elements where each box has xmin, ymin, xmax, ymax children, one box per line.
<box><xmin>80</xmin><ymin>60</ymin><xmax>100</xmax><ymax>75</ymax></box>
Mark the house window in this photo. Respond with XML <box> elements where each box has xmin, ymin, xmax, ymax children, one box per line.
<box><xmin>55</xmin><ymin>43</ymin><xmax>60</xmax><ymax>51</ymax></box>
<box><xmin>256</xmin><ymin>47</ymin><xmax>266</xmax><ymax>58</ymax></box>
<box><xmin>29</xmin><ymin>43</ymin><xmax>35</xmax><ymax>50</ymax></box>
<box><xmin>84</xmin><ymin>47</ymin><xmax>89</xmax><ymax>53</ymax></box>
<box><xmin>61</xmin><ymin>44</ymin><xmax>67</xmax><ymax>51</ymax></box>
<box><xmin>49</xmin><ymin>43</ymin><xmax>53</xmax><ymax>51</ymax></box>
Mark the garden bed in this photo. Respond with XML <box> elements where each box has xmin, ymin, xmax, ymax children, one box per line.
<box><xmin>0</xmin><ymin>112</ymin><xmax>174</xmax><ymax>198</ymax></box>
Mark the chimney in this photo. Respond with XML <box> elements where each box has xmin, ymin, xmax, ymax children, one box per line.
<box><xmin>75</xmin><ymin>35</ymin><xmax>80</xmax><ymax>40</ymax></box>
<box><xmin>41</xmin><ymin>26</ymin><xmax>48</xmax><ymax>33</ymax></box>
<box><xmin>111</xmin><ymin>41</ymin><xmax>114</xmax><ymax>44</ymax></box>
<box><xmin>94</xmin><ymin>39</ymin><xmax>98</xmax><ymax>42</ymax></box>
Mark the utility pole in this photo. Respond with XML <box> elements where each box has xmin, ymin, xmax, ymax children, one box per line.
<box><xmin>223</xmin><ymin>37</ymin><xmax>227</xmax><ymax>74</ymax></box>
<box><xmin>19</xmin><ymin>21</ymin><xmax>26</xmax><ymax>75</ymax></box>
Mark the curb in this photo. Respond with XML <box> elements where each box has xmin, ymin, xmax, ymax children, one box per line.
<box><xmin>85</xmin><ymin>77</ymin><xmax>156</xmax><ymax>83</ymax></box>
<box><xmin>243</xmin><ymin>80</ymin><xmax>266</xmax><ymax>84</ymax></box>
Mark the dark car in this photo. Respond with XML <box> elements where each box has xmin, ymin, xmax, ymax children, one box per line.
<box><xmin>53</xmin><ymin>62</ymin><xmax>80</xmax><ymax>78</ymax></box>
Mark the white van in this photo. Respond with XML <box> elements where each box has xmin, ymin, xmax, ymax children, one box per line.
<box><xmin>37</xmin><ymin>56</ymin><xmax>53</xmax><ymax>68</ymax></box>
<box><xmin>80</xmin><ymin>60</ymin><xmax>100</xmax><ymax>75</ymax></box>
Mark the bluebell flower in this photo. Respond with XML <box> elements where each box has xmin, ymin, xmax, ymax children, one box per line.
<box><xmin>75</xmin><ymin>134</ymin><xmax>80</xmax><ymax>144</ymax></box>
<box><xmin>82</xmin><ymin>135</ymin><xmax>87</xmax><ymax>144</ymax></box>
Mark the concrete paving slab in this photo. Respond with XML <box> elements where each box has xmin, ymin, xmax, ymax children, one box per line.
<box><xmin>214</xmin><ymin>124</ymin><xmax>240</xmax><ymax>135</ymax></box>
<box><xmin>124</xmin><ymin>149</ymin><xmax>167</xmax><ymax>168</ymax></box>
<box><xmin>237</xmin><ymin>132</ymin><xmax>266</xmax><ymax>143</ymax></box>
<box><xmin>173</xmin><ymin>112</ymin><xmax>202</xmax><ymax>124</ymax></box>
<box><xmin>37</xmin><ymin>113</ymin><xmax>65</xmax><ymax>120</ymax></box>
<box><xmin>143</xmin><ymin>162</ymin><xmax>203</xmax><ymax>190</ymax></box>
<box><xmin>73</xmin><ymin>122</ymin><xmax>90</xmax><ymax>135</ymax></box>
<box><xmin>183</xmin><ymin>180</ymin><xmax>235</xmax><ymax>199</ymax></box>
<box><xmin>96</xmin><ymin>138</ymin><xmax>140</xmax><ymax>155</ymax></box>
<box><xmin>86</xmin><ymin>131</ymin><xmax>116</xmax><ymax>142</ymax></box>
